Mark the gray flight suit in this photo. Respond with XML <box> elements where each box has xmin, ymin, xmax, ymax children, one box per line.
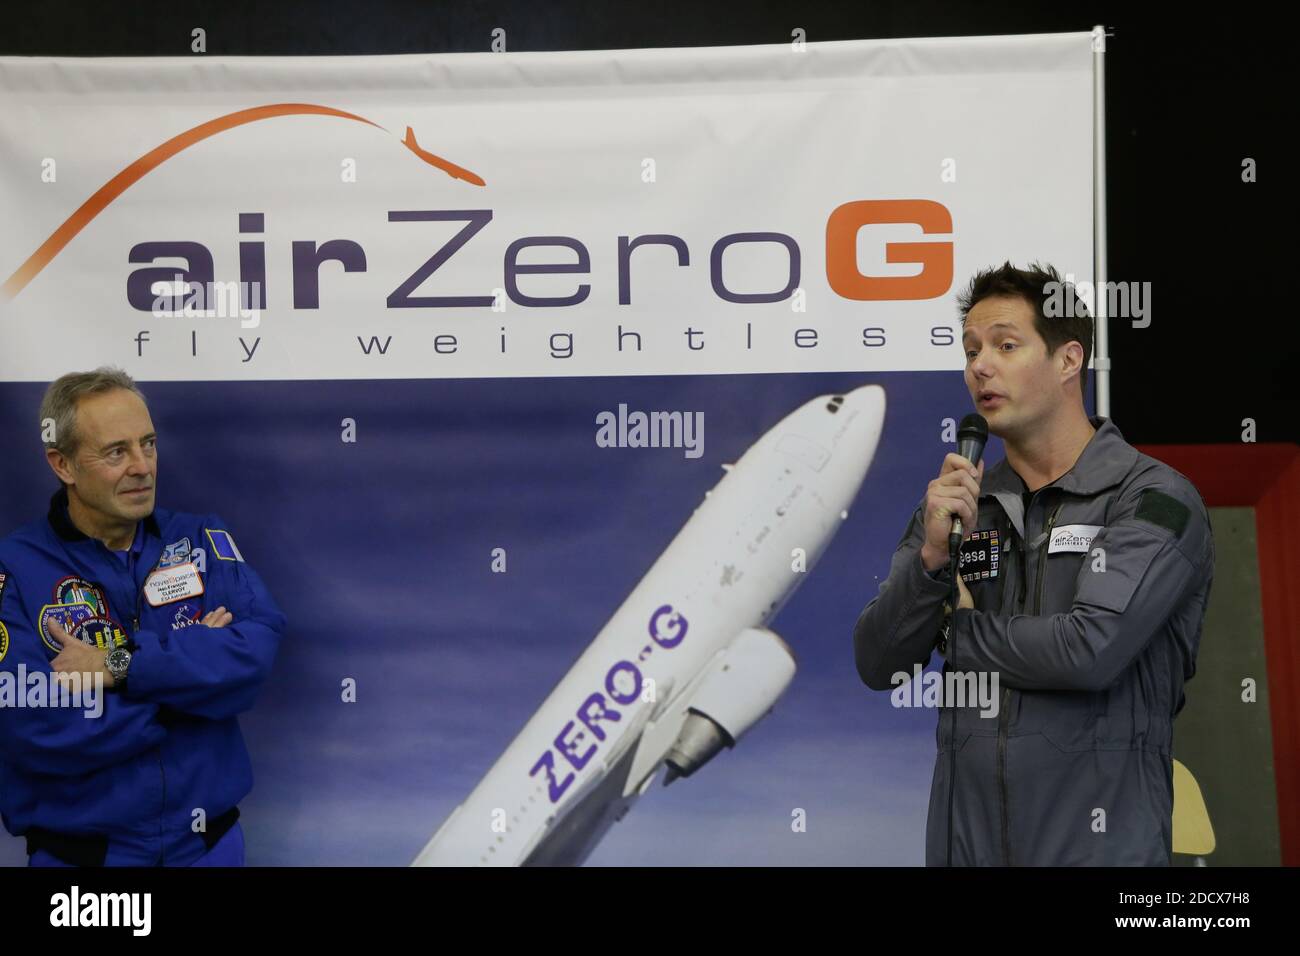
<box><xmin>853</xmin><ymin>415</ymin><xmax>1214</xmax><ymax>865</ymax></box>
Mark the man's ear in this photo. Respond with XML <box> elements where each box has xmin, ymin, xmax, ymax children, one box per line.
<box><xmin>1058</xmin><ymin>340</ymin><xmax>1085</xmax><ymax>387</ymax></box>
<box><xmin>45</xmin><ymin>447</ymin><xmax>76</xmax><ymax>485</ymax></box>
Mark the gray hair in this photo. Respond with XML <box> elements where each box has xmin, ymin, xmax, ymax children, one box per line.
<box><xmin>40</xmin><ymin>367</ymin><xmax>148</xmax><ymax>455</ymax></box>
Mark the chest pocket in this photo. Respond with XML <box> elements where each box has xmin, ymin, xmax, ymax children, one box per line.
<box><xmin>1037</xmin><ymin>504</ymin><xmax>1108</xmax><ymax>614</ymax></box>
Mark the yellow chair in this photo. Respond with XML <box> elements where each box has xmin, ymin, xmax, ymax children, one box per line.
<box><xmin>1172</xmin><ymin>758</ymin><xmax>1215</xmax><ymax>859</ymax></box>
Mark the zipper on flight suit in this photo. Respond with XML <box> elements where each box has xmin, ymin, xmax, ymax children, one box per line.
<box><xmin>133</xmin><ymin>552</ymin><xmax>167</xmax><ymax>866</ymax></box>
<box><xmin>1036</xmin><ymin>503</ymin><xmax>1063</xmax><ymax>616</ymax></box>
<box><xmin>997</xmin><ymin>514</ymin><xmax>1024</xmax><ymax>867</ymax></box>
<box><xmin>996</xmin><ymin>496</ymin><xmax>1065</xmax><ymax>866</ymax></box>
<box><xmin>109</xmin><ymin>535</ymin><xmax>167</xmax><ymax>865</ymax></box>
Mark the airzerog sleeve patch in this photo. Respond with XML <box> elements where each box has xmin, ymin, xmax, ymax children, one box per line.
<box><xmin>1134</xmin><ymin>488</ymin><xmax>1191</xmax><ymax>537</ymax></box>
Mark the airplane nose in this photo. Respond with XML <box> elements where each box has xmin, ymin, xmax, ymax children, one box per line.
<box><xmin>843</xmin><ymin>383</ymin><xmax>886</xmax><ymax>419</ymax></box>
<box><xmin>835</xmin><ymin>384</ymin><xmax>887</xmax><ymax>470</ymax></box>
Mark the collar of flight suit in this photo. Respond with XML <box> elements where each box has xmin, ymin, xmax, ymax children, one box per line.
<box><xmin>977</xmin><ymin>415</ymin><xmax>1138</xmax><ymax>541</ymax></box>
<box><xmin>47</xmin><ymin>485</ymin><xmax>162</xmax><ymax>543</ymax></box>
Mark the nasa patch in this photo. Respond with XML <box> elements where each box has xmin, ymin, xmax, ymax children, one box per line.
<box><xmin>0</xmin><ymin>621</ymin><xmax>9</xmax><ymax>664</ymax></box>
<box><xmin>170</xmin><ymin>602</ymin><xmax>203</xmax><ymax>630</ymax></box>
<box><xmin>958</xmin><ymin>529</ymin><xmax>1000</xmax><ymax>582</ymax></box>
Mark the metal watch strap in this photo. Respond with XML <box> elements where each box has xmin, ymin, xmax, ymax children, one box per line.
<box><xmin>105</xmin><ymin>647</ymin><xmax>131</xmax><ymax>691</ymax></box>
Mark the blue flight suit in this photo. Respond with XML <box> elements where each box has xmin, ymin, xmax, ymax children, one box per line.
<box><xmin>0</xmin><ymin>487</ymin><xmax>285</xmax><ymax>865</ymax></box>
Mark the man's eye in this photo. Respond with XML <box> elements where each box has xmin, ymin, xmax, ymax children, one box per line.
<box><xmin>1000</xmin><ymin>343</ymin><xmax>1016</xmax><ymax>351</ymax></box>
<box><xmin>965</xmin><ymin>350</ymin><xmax>977</xmax><ymax>359</ymax></box>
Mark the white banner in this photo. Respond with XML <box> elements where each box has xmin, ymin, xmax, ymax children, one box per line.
<box><xmin>0</xmin><ymin>33</ymin><xmax>1096</xmax><ymax>382</ymax></box>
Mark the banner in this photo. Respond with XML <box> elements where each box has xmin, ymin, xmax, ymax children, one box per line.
<box><xmin>0</xmin><ymin>33</ymin><xmax>1097</xmax><ymax>865</ymax></box>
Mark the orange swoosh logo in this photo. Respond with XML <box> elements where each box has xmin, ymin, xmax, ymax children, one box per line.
<box><xmin>2</xmin><ymin>103</ymin><xmax>486</xmax><ymax>300</ymax></box>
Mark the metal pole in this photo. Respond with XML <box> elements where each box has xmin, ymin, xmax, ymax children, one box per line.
<box><xmin>1092</xmin><ymin>25</ymin><xmax>1111</xmax><ymax>418</ymax></box>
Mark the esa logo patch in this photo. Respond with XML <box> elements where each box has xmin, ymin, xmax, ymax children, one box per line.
<box><xmin>958</xmin><ymin>529</ymin><xmax>1000</xmax><ymax>582</ymax></box>
<box><xmin>158</xmin><ymin>536</ymin><xmax>193</xmax><ymax>570</ymax></box>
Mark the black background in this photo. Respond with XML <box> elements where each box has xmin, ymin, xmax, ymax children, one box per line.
<box><xmin>5</xmin><ymin>1</ymin><xmax>1289</xmax><ymax>444</ymax></box>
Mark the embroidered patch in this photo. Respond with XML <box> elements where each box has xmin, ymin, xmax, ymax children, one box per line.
<box><xmin>1048</xmin><ymin>524</ymin><xmax>1103</xmax><ymax>554</ymax></box>
<box><xmin>52</xmin><ymin>577</ymin><xmax>109</xmax><ymax>617</ymax></box>
<box><xmin>1135</xmin><ymin>489</ymin><xmax>1190</xmax><ymax>537</ymax></box>
<box><xmin>958</xmin><ymin>529</ymin><xmax>1000</xmax><ymax>582</ymax></box>
<box><xmin>38</xmin><ymin>603</ymin><xmax>99</xmax><ymax>654</ymax></box>
<box><xmin>170</xmin><ymin>601</ymin><xmax>203</xmax><ymax>630</ymax></box>
<box><xmin>71</xmin><ymin>615</ymin><xmax>129</xmax><ymax>650</ymax></box>
<box><xmin>158</xmin><ymin>536</ymin><xmax>193</xmax><ymax>570</ymax></box>
<box><xmin>205</xmin><ymin>529</ymin><xmax>244</xmax><ymax>562</ymax></box>
<box><xmin>0</xmin><ymin>621</ymin><xmax>8</xmax><ymax>664</ymax></box>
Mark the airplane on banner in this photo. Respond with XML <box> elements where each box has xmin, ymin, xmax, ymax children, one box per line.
<box><xmin>412</xmin><ymin>384</ymin><xmax>888</xmax><ymax>866</ymax></box>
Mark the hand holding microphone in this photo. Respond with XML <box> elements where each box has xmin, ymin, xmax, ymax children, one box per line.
<box><xmin>919</xmin><ymin>414</ymin><xmax>988</xmax><ymax>573</ymax></box>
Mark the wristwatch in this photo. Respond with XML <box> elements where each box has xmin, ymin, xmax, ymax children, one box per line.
<box><xmin>105</xmin><ymin>646</ymin><xmax>132</xmax><ymax>692</ymax></box>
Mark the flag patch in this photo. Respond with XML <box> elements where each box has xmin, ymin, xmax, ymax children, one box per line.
<box><xmin>205</xmin><ymin>528</ymin><xmax>245</xmax><ymax>562</ymax></box>
<box><xmin>1135</xmin><ymin>489</ymin><xmax>1190</xmax><ymax>538</ymax></box>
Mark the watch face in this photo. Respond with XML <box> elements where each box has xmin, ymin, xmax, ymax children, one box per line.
<box><xmin>106</xmin><ymin>648</ymin><xmax>130</xmax><ymax>676</ymax></box>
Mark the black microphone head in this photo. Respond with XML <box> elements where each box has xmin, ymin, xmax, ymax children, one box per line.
<box><xmin>956</xmin><ymin>413</ymin><xmax>988</xmax><ymax>465</ymax></box>
<box><xmin>957</xmin><ymin>413</ymin><xmax>988</xmax><ymax>444</ymax></box>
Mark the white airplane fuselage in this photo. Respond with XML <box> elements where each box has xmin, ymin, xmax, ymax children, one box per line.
<box><xmin>413</xmin><ymin>384</ymin><xmax>887</xmax><ymax>865</ymax></box>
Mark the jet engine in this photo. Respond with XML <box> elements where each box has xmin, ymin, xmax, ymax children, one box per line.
<box><xmin>663</xmin><ymin>626</ymin><xmax>796</xmax><ymax>782</ymax></box>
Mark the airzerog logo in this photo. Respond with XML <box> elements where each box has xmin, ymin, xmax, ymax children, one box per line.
<box><xmin>1</xmin><ymin>103</ymin><xmax>485</xmax><ymax>300</ymax></box>
<box><xmin>0</xmin><ymin>103</ymin><xmax>955</xmax><ymax>306</ymax></box>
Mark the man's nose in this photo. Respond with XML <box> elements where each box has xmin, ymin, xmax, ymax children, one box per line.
<box><xmin>125</xmin><ymin>447</ymin><xmax>151</xmax><ymax>473</ymax></box>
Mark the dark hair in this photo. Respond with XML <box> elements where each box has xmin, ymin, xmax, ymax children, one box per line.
<box><xmin>957</xmin><ymin>261</ymin><xmax>1093</xmax><ymax>398</ymax></box>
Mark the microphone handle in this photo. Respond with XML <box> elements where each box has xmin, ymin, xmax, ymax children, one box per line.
<box><xmin>949</xmin><ymin>443</ymin><xmax>983</xmax><ymax>556</ymax></box>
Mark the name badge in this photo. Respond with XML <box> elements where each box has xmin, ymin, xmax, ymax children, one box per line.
<box><xmin>144</xmin><ymin>562</ymin><xmax>205</xmax><ymax>607</ymax></box>
<box><xmin>958</xmin><ymin>529</ymin><xmax>1000</xmax><ymax>582</ymax></box>
<box><xmin>1047</xmin><ymin>524</ymin><xmax>1103</xmax><ymax>554</ymax></box>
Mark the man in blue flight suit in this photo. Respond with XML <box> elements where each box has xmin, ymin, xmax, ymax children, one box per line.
<box><xmin>0</xmin><ymin>367</ymin><xmax>286</xmax><ymax>866</ymax></box>
<box><xmin>854</xmin><ymin>262</ymin><xmax>1214</xmax><ymax>865</ymax></box>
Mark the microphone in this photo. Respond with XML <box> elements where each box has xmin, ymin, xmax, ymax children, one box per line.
<box><xmin>949</xmin><ymin>413</ymin><xmax>988</xmax><ymax>555</ymax></box>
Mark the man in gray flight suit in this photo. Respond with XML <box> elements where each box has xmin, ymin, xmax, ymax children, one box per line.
<box><xmin>853</xmin><ymin>261</ymin><xmax>1214</xmax><ymax>866</ymax></box>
